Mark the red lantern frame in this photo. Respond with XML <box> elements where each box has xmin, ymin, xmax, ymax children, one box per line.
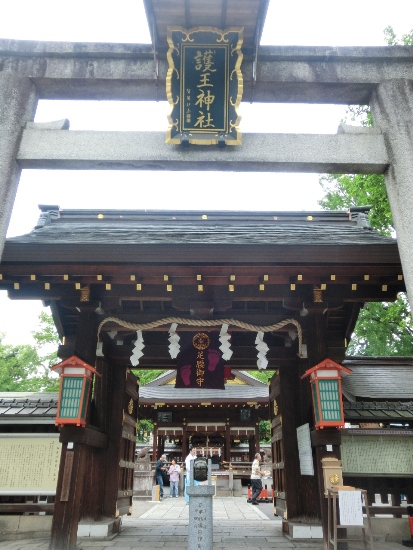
<box><xmin>301</xmin><ymin>358</ymin><xmax>352</xmax><ymax>430</ymax></box>
<box><xmin>51</xmin><ymin>355</ymin><xmax>101</xmax><ymax>427</ymax></box>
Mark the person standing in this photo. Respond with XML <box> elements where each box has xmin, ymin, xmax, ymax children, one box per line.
<box><xmin>250</xmin><ymin>452</ymin><xmax>266</xmax><ymax>505</ymax></box>
<box><xmin>168</xmin><ymin>458</ymin><xmax>181</xmax><ymax>497</ymax></box>
<box><xmin>184</xmin><ymin>447</ymin><xmax>197</xmax><ymax>504</ymax></box>
<box><xmin>155</xmin><ymin>454</ymin><xmax>167</xmax><ymax>499</ymax></box>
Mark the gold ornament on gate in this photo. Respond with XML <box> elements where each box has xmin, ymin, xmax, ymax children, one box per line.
<box><xmin>273</xmin><ymin>400</ymin><xmax>279</xmax><ymax>415</ymax></box>
<box><xmin>128</xmin><ymin>398</ymin><xmax>134</xmax><ymax>415</ymax></box>
<box><xmin>192</xmin><ymin>333</ymin><xmax>210</xmax><ymax>350</ymax></box>
<box><xmin>329</xmin><ymin>473</ymin><xmax>340</xmax><ymax>485</ymax></box>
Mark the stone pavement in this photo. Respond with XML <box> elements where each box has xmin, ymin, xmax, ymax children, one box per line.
<box><xmin>0</xmin><ymin>497</ymin><xmax>408</xmax><ymax>550</ymax></box>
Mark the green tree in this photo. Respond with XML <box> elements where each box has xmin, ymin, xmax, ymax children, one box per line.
<box><xmin>317</xmin><ymin>27</ymin><xmax>413</xmax><ymax>356</ymax></box>
<box><xmin>347</xmin><ymin>295</ymin><xmax>413</xmax><ymax>356</ymax></box>
<box><xmin>383</xmin><ymin>26</ymin><xmax>413</xmax><ymax>46</ymax></box>
<box><xmin>259</xmin><ymin>419</ymin><xmax>271</xmax><ymax>443</ymax></box>
<box><xmin>318</xmin><ymin>172</ymin><xmax>392</xmax><ymax>236</ymax></box>
<box><xmin>0</xmin><ymin>336</ymin><xmax>42</xmax><ymax>391</ymax></box>
<box><xmin>247</xmin><ymin>370</ymin><xmax>273</xmax><ymax>384</ymax></box>
<box><xmin>132</xmin><ymin>369</ymin><xmax>166</xmax><ymax>385</ymax></box>
<box><xmin>137</xmin><ymin>418</ymin><xmax>154</xmax><ymax>442</ymax></box>
<box><xmin>0</xmin><ymin>311</ymin><xmax>60</xmax><ymax>392</ymax></box>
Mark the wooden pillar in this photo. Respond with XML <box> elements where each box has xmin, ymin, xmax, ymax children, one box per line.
<box><xmin>312</xmin><ymin>430</ymin><xmax>342</xmax><ymax>550</ymax></box>
<box><xmin>225</xmin><ymin>419</ymin><xmax>231</xmax><ymax>462</ymax></box>
<box><xmin>248</xmin><ymin>436</ymin><xmax>254</xmax><ymax>461</ymax></box>
<box><xmin>49</xmin><ymin>443</ymin><xmax>88</xmax><ymax>550</ymax></box>
<box><xmin>156</xmin><ymin>435</ymin><xmax>165</xmax><ymax>459</ymax></box>
<box><xmin>298</xmin><ymin>314</ymin><xmax>328</xmax><ymax>523</ymax></box>
<box><xmin>182</xmin><ymin>420</ymin><xmax>187</xmax><ymax>459</ymax></box>
<box><xmin>50</xmin><ymin>310</ymin><xmax>100</xmax><ymax>549</ymax></box>
<box><xmin>152</xmin><ymin>422</ymin><xmax>158</xmax><ymax>461</ymax></box>
<box><xmin>102</xmin><ymin>363</ymin><xmax>127</xmax><ymax>518</ymax></box>
<box><xmin>255</xmin><ymin>422</ymin><xmax>260</xmax><ymax>455</ymax></box>
<box><xmin>83</xmin><ymin>356</ymin><xmax>109</xmax><ymax>522</ymax></box>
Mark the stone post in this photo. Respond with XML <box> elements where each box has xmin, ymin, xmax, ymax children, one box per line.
<box><xmin>370</xmin><ymin>79</ymin><xmax>413</xmax><ymax>308</ymax></box>
<box><xmin>0</xmin><ymin>72</ymin><xmax>38</xmax><ymax>258</ymax></box>
<box><xmin>187</xmin><ymin>459</ymin><xmax>214</xmax><ymax>550</ymax></box>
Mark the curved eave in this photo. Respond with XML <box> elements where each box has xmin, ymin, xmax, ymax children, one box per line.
<box><xmin>1</xmin><ymin>242</ymin><xmax>402</xmax><ymax>265</ymax></box>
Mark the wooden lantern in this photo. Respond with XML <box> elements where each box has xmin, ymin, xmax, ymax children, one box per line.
<box><xmin>301</xmin><ymin>358</ymin><xmax>352</xmax><ymax>430</ymax></box>
<box><xmin>51</xmin><ymin>355</ymin><xmax>101</xmax><ymax>427</ymax></box>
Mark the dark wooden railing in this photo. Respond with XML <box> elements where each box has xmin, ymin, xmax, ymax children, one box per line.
<box><xmin>344</xmin><ymin>476</ymin><xmax>413</xmax><ymax>517</ymax></box>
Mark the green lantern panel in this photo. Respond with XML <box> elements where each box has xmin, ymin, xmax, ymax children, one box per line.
<box><xmin>318</xmin><ymin>380</ymin><xmax>342</xmax><ymax>421</ymax></box>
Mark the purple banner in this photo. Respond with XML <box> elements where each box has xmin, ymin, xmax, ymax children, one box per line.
<box><xmin>175</xmin><ymin>332</ymin><xmax>225</xmax><ymax>389</ymax></box>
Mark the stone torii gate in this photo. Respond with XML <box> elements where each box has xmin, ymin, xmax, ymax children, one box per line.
<box><xmin>1</xmin><ymin>41</ymin><xmax>413</xmax><ymax>306</ymax></box>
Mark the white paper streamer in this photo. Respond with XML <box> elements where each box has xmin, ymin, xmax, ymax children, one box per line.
<box><xmin>168</xmin><ymin>323</ymin><xmax>180</xmax><ymax>358</ymax></box>
<box><xmin>219</xmin><ymin>324</ymin><xmax>233</xmax><ymax>360</ymax></box>
<box><xmin>130</xmin><ymin>330</ymin><xmax>145</xmax><ymax>366</ymax></box>
<box><xmin>255</xmin><ymin>331</ymin><xmax>269</xmax><ymax>370</ymax></box>
<box><xmin>96</xmin><ymin>342</ymin><xmax>104</xmax><ymax>357</ymax></box>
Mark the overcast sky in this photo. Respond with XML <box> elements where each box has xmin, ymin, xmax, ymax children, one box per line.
<box><xmin>0</xmin><ymin>0</ymin><xmax>412</xmax><ymax>345</ymax></box>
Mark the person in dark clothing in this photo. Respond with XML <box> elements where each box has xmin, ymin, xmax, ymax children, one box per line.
<box><xmin>155</xmin><ymin>454</ymin><xmax>167</xmax><ymax>499</ymax></box>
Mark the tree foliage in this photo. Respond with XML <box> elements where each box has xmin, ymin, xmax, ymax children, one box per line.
<box><xmin>132</xmin><ymin>369</ymin><xmax>166</xmax><ymax>386</ymax></box>
<box><xmin>318</xmin><ymin>172</ymin><xmax>393</xmax><ymax>236</ymax></box>
<box><xmin>347</xmin><ymin>295</ymin><xmax>413</xmax><ymax>356</ymax></box>
<box><xmin>0</xmin><ymin>311</ymin><xmax>60</xmax><ymax>392</ymax></box>
<box><xmin>247</xmin><ymin>370</ymin><xmax>273</xmax><ymax>384</ymax></box>
<box><xmin>317</xmin><ymin>27</ymin><xmax>413</xmax><ymax>357</ymax></box>
<box><xmin>383</xmin><ymin>26</ymin><xmax>413</xmax><ymax>46</ymax></box>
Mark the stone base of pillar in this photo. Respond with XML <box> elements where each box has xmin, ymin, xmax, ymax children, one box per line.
<box><xmin>77</xmin><ymin>517</ymin><xmax>122</xmax><ymax>538</ymax></box>
<box><xmin>186</xmin><ymin>485</ymin><xmax>215</xmax><ymax>550</ymax></box>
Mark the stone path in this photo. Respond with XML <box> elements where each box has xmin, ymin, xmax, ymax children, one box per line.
<box><xmin>0</xmin><ymin>497</ymin><xmax>408</xmax><ymax>549</ymax></box>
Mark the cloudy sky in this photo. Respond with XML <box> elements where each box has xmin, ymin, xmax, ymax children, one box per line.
<box><xmin>0</xmin><ymin>0</ymin><xmax>412</xmax><ymax>344</ymax></box>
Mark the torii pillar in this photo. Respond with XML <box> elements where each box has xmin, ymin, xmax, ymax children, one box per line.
<box><xmin>371</xmin><ymin>78</ymin><xmax>413</xmax><ymax>308</ymax></box>
<box><xmin>0</xmin><ymin>73</ymin><xmax>37</xmax><ymax>256</ymax></box>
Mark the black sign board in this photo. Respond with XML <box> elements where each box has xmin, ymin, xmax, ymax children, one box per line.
<box><xmin>166</xmin><ymin>27</ymin><xmax>243</xmax><ymax>146</ymax></box>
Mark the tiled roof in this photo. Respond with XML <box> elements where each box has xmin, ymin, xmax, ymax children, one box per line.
<box><xmin>139</xmin><ymin>384</ymin><xmax>268</xmax><ymax>403</ymax></box>
<box><xmin>3</xmin><ymin>208</ymin><xmax>400</xmax><ymax>267</ymax></box>
<box><xmin>342</xmin><ymin>358</ymin><xmax>413</xmax><ymax>401</ymax></box>
<box><xmin>6</xmin><ymin>219</ymin><xmax>395</xmax><ymax>247</ymax></box>
<box><xmin>344</xmin><ymin>401</ymin><xmax>413</xmax><ymax>421</ymax></box>
<box><xmin>0</xmin><ymin>393</ymin><xmax>58</xmax><ymax>424</ymax></box>
<box><xmin>145</xmin><ymin>369</ymin><xmax>266</xmax><ymax>387</ymax></box>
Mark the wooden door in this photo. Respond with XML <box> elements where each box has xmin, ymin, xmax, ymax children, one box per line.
<box><xmin>269</xmin><ymin>372</ymin><xmax>287</xmax><ymax>518</ymax></box>
<box><xmin>116</xmin><ymin>370</ymin><xmax>139</xmax><ymax>516</ymax></box>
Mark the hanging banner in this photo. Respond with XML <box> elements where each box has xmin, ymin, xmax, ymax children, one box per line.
<box><xmin>175</xmin><ymin>332</ymin><xmax>225</xmax><ymax>389</ymax></box>
<box><xmin>166</xmin><ymin>27</ymin><xmax>243</xmax><ymax>146</ymax></box>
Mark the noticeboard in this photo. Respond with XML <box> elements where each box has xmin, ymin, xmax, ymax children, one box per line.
<box><xmin>0</xmin><ymin>434</ymin><xmax>61</xmax><ymax>495</ymax></box>
<box><xmin>166</xmin><ymin>26</ymin><xmax>243</xmax><ymax>146</ymax></box>
<box><xmin>341</xmin><ymin>431</ymin><xmax>413</xmax><ymax>475</ymax></box>
<box><xmin>296</xmin><ymin>423</ymin><xmax>314</xmax><ymax>476</ymax></box>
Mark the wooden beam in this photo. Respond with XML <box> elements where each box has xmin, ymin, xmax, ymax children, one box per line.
<box><xmin>59</xmin><ymin>427</ymin><xmax>108</xmax><ymax>449</ymax></box>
